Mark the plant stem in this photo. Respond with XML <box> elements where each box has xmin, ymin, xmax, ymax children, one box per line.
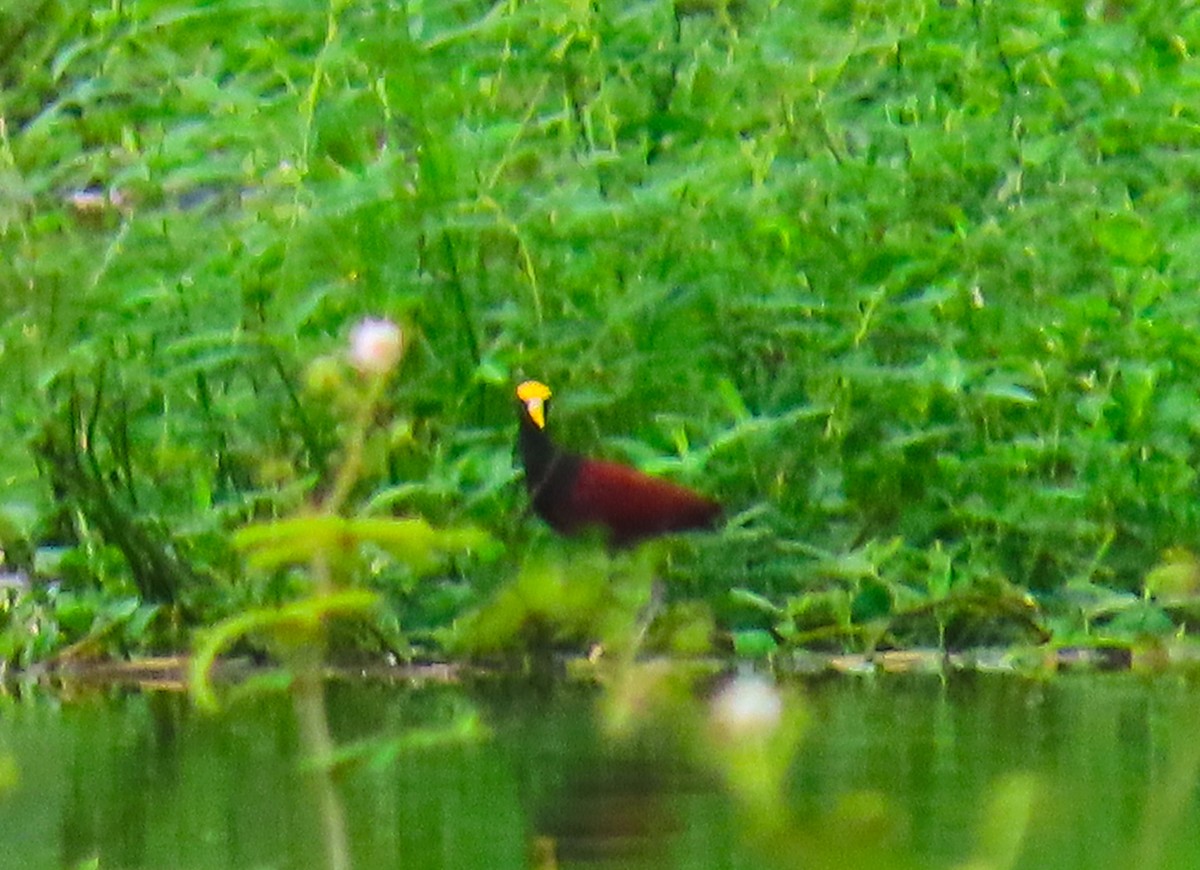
<box><xmin>291</xmin><ymin>635</ymin><xmax>350</xmax><ymax>870</ymax></box>
<box><xmin>324</xmin><ymin>374</ymin><xmax>386</xmax><ymax>516</ymax></box>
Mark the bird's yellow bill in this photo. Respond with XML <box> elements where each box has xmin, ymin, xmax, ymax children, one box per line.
<box><xmin>517</xmin><ymin>380</ymin><xmax>552</xmax><ymax>429</ymax></box>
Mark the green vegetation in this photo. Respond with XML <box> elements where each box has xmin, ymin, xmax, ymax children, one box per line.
<box><xmin>3</xmin><ymin>0</ymin><xmax>1200</xmax><ymax>665</ymax></box>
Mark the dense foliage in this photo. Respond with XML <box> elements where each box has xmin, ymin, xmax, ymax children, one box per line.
<box><xmin>3</xmin><ymin>0</ymin><xmax>1200</xmax><ymax>662</ymax></box>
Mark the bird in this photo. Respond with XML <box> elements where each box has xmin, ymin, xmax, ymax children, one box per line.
<box><xmin>515</xmin><ymin>380</ymin><xmax>721</xmax><ymax>546</ymax></box>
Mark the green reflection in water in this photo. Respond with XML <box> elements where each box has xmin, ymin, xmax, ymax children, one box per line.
<box><xmin>0</xmin><ymin>674</ymin><xmax>1197</xmax><ymax>869</ymax></box>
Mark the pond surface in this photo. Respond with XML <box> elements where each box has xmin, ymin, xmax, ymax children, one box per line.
<box><xmin>1</xmin><ymin>670</ymin><xmax>1198</xmax><ymax>869</ymax></box>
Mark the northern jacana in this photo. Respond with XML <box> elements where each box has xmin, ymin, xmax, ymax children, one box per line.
<box><xmin>516</xmin><ymin>380</ymin><xmax>721</xmax><ymax>546</ymax></box>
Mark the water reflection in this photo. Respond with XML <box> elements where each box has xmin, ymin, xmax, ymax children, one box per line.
<box><xmin>533</xmin><ymin>751</ymin><xmax>688</xmax><ymax>868</ymax></box>
<box><xmin>0</xmin><ymin>673</ymin><xmax>1198</xmax><ymax>869</ymax></box>
<box><xmin>796</xmin><ymin>673</ymin><xmax>1200</xmax><ymax>869</ymax></box>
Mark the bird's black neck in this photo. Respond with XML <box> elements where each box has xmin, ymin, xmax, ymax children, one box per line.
<box><xmin>518</xmin><ymin>407</ymin><xmax>581</xmax><ymax>520</ymax></box>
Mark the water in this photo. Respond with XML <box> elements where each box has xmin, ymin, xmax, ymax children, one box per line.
<box><xmin>0</xmin><ymin>671</ymin><xmax>1197</xmax><ymax>869</ymax></box>
<box><xmin>798</xmin><ymin>673</ymin><xmax>1200</xmax><ymax>869</ymax></box>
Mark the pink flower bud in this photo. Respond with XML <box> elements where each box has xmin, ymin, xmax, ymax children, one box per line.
<box><xmin>348</xmin><ymin>317</ymin><xmax>403</xmax><ymax>374</ymax></box>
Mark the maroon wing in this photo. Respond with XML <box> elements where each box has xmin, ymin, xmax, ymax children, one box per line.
<box><xmin>567</xmin><ymin>458</ymin><xmax>721</xmax><ymax>545</ymax></box>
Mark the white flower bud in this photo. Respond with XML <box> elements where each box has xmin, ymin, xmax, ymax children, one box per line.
<box><xmin>710</xmin><ymin>674</ymin><xmax>783</xmax><ymax>740</ymax></box>
<box><xmin>348</xmin><ymin>317</ymin><xmax>403</xmax><ymax>375</ymax></box>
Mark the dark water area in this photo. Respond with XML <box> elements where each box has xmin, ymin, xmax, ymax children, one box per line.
<box><xmin>0</xmin><ymin>671</ymin><xmax>1198</xmax><ymax>869</ymax></box>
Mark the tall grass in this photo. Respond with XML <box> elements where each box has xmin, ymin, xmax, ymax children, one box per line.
<box><xmin>3</xmin><ymin>0</ymin><xmax>1200</xmax><ymax>655</ymax></box>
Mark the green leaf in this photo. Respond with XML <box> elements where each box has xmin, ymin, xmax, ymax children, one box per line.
<box><xmin>1094</xmin><ymin>212</ymin><xmax>1158</xmax><ymax>266</ymax></box>
<box><xmin>851</xmin><ymin>578</ymin><xmax>893</xmax><ymax>623</ymax></box>
<box><xmin>234</xmin><ymin>516</ymin><xmax>494</xmax><ymax>574</ymax></box>
<box><xmin>732</xmin><ymin>629</ymin><xmax>779</xmax><ymax>658</ymax></box>
<box><xmin>190</xmin><ymin>589</ymin><xmax>379</xmax><ymax>712</ymax></box>
<box><xmin>729</xmin><ymin>587</ymin><xmax>784</xmax><ymax>616</ymax></box>
<box><xmin>978</xmin><ymin>382</ymin><xmax>1037</xmax><ymax>405</ymax></box>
